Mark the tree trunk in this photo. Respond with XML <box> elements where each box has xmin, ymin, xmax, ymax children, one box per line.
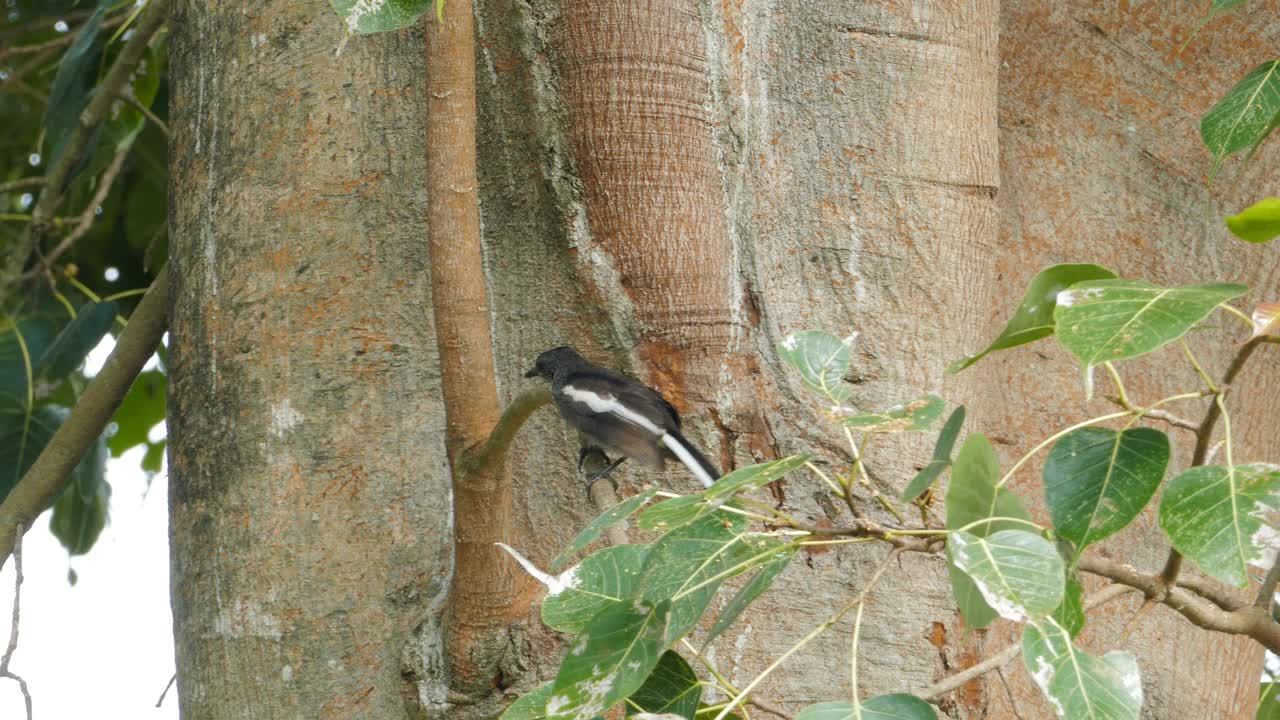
<box><xmin>165</xmin><ymin>0</ymin><xmax>1279</xmax><ymax>718</ymax></box>
<box><xmin>167</xmin><ymin>3</ymin><xmax>448</xmax><ymax>718</ymax></box>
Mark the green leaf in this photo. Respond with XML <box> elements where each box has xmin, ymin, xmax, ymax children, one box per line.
<box><xmin>330</xmin><ymin>0</ymin><xmax>433</xmax><ymax>34</ymax></box>
<box><xmin>796</xmin><ymin>695</ymin><xmax>937</xmax><ymax>720</ymax></box>
<box><xmin>1054</xmin><ymin>279</ymin><xmax>1247</xmax><ymax>394</ymax></box>
<box><xmin>637</xmin><ymin>495</ymin><xmax>716</xmax><ymax>532</ymax></box>
<box><xmin>949</xmin><ymin>530</ymin><xmax>1064</xmax><ymax>622</ymax></box>
<box><xmin>703</xmin><ymin>454</ymin><xmax>810</xmax><ymax>506</ymax></box>
<box><xmin>841</xmin><ymin>395</ymin><xmax>944</xmax><ymax>433</ymax></box>
<box><xmin>501</xmin><ymin>683</ymin><xmax>552</xmax><ymax>720</ymax></box>
<box><xmin>1259</xmin><ymin>680</ymin><xmax>1280</xmax><ymax>720</ymax></box>
<box><xmin>0</xmin><ymin>404</ymin><xmax>64</xmax><ymax>501</ymax></box>
<box><xmin>945</xmin><ymin>434</ymin><xmax>1031</xmax><ymax>628</ymax></box>
<box><xmin>548</xmin><ymin>598</ymin><xmax>671</xmax><ymax>720</ymax></box>
<box><xmin>947</xmin><ymin>264</ymin><xmax>1116</xmax><ymax>373</ymax></box>
<box><xmin>638</xmin><ymin>512</ymin><xmax>749</xmax><ymax>642</ymax></box>
<box><xmin>902</xmin><ymin>405</ymin><xmax>966</xmax><ymax>502</ymax></box>
<box><xmin>702</xmin><ymin>542</ymin><xmax>796</xmax><ymax>647</ymax></box>
<box><xmin>1043</xmin><ymin>427</ymin><xmax>1169</xmax><ymax>553</ymax></box>
<box><xmin>551</xmin><ymin>489</ymin><xmax>658</xmax><ymax>571</ymax></box>
<box><xmin>0</xmin><ymin>314</ymin><xmax>64</xmax><ymax>408</ymax></box>
<box><xmin>1023</xmin><ymin>619</ymin><xmax>1142</xmax><ymax>720</ymax></box>
<box><xmin>778</xmin><ymin>330</ymin><xmax>855</xmax><ymax>402</ymax></box>
<box><xmin>141</xmin><ymin>440</ymin><xmax>166</xmax><ymax>474</ymax></box>
<box><xmin>1201</xmin><ymin>61</ymin><xmax>1280</xmax><ymax>168</ymax></box>
<box><xmin>107</xmin><ymin>369</ymin><xmax>166</xmax><ymax>456</ymax></box>
<box><xmin>626</xmin><ymin>651</ymin><xmax>700</xmax><ymax>720</ymax></box>
<box><xmin>33</xmin><ymin>301</ymin><xmax>116</xmax><ymax>380</ymax></box>
<box><xmin>44</xmin><ymin>6</ymin><xmax>106</xmax><ymax>169</ymax></box>
<box><xmin>103</xmin><ymin>44</ymin><xmax>164</xmax><ymax>152</ymax></box>
<box><xmin>49</xmin><ymin>431</ymin><xmax>110</xmax><ymax>555</ymax></box>
<box><xmin>1226</xmin><ymin>198</ymin><xmax>1280</xmax><ymax>243</ymax></box>
<box><xmin>1158</xmin><ymin>463</ymin><xmax>1280</xmax><ymax>587</ymax></box>
<box><xmin>1052</xmin><ymin>573</ymin><xmax>1086</xmax><ymax>639</ymax></box>
<box><xmin>541</xmin><ymin>545</ymin><xmax>650</xmax><ymax>634</ymax></box>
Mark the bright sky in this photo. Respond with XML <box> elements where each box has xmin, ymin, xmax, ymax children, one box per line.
<box><xmin>0</xmin><ymin>339</ymin><xmax>178</xmax><ymax>719</ymax></box>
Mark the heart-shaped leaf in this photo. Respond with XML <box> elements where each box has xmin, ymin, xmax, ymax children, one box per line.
<box><xmin>1023</xmin><ymin>619</ymin><xmax>1142</xmax><ymax>720</ymax></box>
<box><xmin>1158</xmin><ymin>463</ymin><xmax>1280</xmax><ymax>587</ymax></box>
<box><xmin>638</xmin><ymin>512</ymin><xmax>749</xmax><ymax>642</ymax></box>
<box><xmin>548</xmin><ymin>599</ymin><xmax>671</xmax><ymax>720</ymax></box>
<box><xmin>702</xmin><ymin>542</ymin><xmax>796</xmax><ymax>647</ymax></box>
<box><xmin>330</xmin><ymin>0</ymin><xmax>434</xmax><ymax>34</ymax></box>
<box><xmin>1043</xmin><ymin>427</ymin><xmax>1169</xmax><ymax>553</ymax></box>
<box><xmin>1054</xmin><ymin>279</ymin><xmax>1247</xmax><ymax>394</ymax></box>
<box><xmin>501</xmin><ymin>682</ymin><xmax>552</xmax><ymax>720</ymax></box>
<box><xmin>703</xmin><ymin>454</ymin><xmax>810</xmax><ymax>505</ymax></box>
<box><xmin>541</xmin><ymin>545</ymin><xmax>650</xmax><ymax>634</ymax></box>
<box><xmin>778</xmin><ymin>331</ymin><xmax>855</xmax><ymax>402</ymax></box>
<box><xmin>626</xmin><ymin>651</ymin><xmax>700</xmax><ymax>720</ymax></box>
<box><xmin>945</xmin><ymin>434</ymin><xmax>1032</xmax><ymax>628</ymax></box>
<box><xmin>949</xmin><ymin>530</ymin><xmax>1064</xmax><ymax>622</ymax></box>
<box><xmin>1226</xmin><ymin>198</ymin><xmax>1280</xmax><ymax>244</ymax></box>
<box><xmin>1201</xmin><ymin>60</ymin><xmax>1280</xmax><ymax>170</ymax></box>
<box><xmin>948</xmin><ymin>264</ymin><xmax>1116</xmax><ymax>373</ymax></box>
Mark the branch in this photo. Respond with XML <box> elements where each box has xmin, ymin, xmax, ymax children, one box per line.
<box><xmin>0</xmin><ymin>178</ymin><xmax>45</xmax><ymax>194</ymax></box>
<box><xmin>0</xmin><ymin>0</ymin><xmax>169</xmax><ymax>299</ymax></box>
<box><xmin>457</xmin><ymin>386</ymin><xmax>551</xmax><ymax>475</ymax></box>
<box><xmin>0</xmin><ymin>528</ymin><xmax>31</xmax><ymax>720</ymax></box>
<box><xmin>918</xmin><ymin>583</ymin><xmax>1135</xmax><ymax>701</ymax></box>
<box><xmin>1160</xmin><ymin>337</ymin><xmax>1267</xmax><ymax>587</ymax></box>
<box><xmin>1255</xmin><ymin>558</ymin><xmax>1280</xmax><ymax>610</ymax></box>
<box><xmin>1079</xmin><ymin>555</ymin><xmax>1280</xmax><ymax>653</ymax></box>
<box><xmin>21</xmin><ymin>149</ymin><xmax>129</xmax><ymax>281</ymax></box>
<box><xmin>0</xmin><ymin>12</ymin><xmax>130</xmax><ymax>61</ymax></box>
<box><xmin>0</xmin><ymin>266</ymin><xmax>168</xmax><ymax>569</ymax></box>
<box><xmin>116</xmin><ymin>90</ymin><xmax>169</xmax><ymax>137</ymax></box>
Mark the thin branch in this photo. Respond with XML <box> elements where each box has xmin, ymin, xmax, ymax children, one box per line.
<box><xmin>155</xmin><ymin>673</ymin><xmax>177</xmax><ymax>708</ymax></box>
<box><xmin>21</xmin><ymin>149</ymin><xmax>129</xmax><ymax>280</ymax></box>
<box><xmin>0</xmin><ymin>0</ymin><xmax>170</xmax><ymax>299</ymax></box>
<box><xmin>1103</xmin><ymin>395</ymin><xmax>1198</xmax><ymax>432</ymax></box>
<box><xmin>1079</xmin><ymin>554</ymin><xmax>1280</xmax><ymax>653</ymax></box>
<box><xmin>456</xmin><ymin>386</ymin><xmax>551</xmax><ymax>475</ymax></box>
<box><xmin>116</xmin><ymin>90</ymin><xmax>169</xmax><ymax>136</ymax></box>
<box><xmin>919</xmin><ymin>583</ymin><xmax>1136</xmax><ymax>701</ymax></box>
<box><xmin>0</xmin><ymin>266</ymin><xmax>168</xmax><ymax>569</ymax></box>
<box><xmin>0</xmin><ymin>178</ymin><xmax>45</xmax><ymax>194</ymax></box>
<box><xmin>0</xmin><ymin>13</ymin><xmax>131</xmax><ymax>61</ymax></box>
<box><xmin>0</xmin><ymin>528</ymin><xmax>32</xmax><ymax>720</ymax></box>
<box><xmin>1255</xmin><ymin>558</ymin><xmax>1280</xmax><ymax>610</ymax></box>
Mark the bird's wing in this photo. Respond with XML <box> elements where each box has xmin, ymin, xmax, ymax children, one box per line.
<box><xmin>555</xmin><ymin>371</ymin><xmax>675</xmax><ymax>467</ymax></box>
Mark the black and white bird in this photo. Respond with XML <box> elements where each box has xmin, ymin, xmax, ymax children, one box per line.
<box><xmin>525</xmin><ymin>346</ymin><xmax>721</xmax><ymax>490</ymax></box>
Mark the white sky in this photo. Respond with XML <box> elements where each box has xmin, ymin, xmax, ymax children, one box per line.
<box><xmin>0</xmin><ymin>339</ymin><xmax>178</xmax><ymax>719</ymax></box>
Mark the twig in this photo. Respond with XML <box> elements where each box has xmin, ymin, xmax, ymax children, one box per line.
<box><xmin>0</xmin><ymin>13</ymin><xmax>131</xmax><ymax>61</ymax></box>
<box><xmin>918</xmin><ymin>583</ymin><xmax>1135</xmax><ymax>701</ymax></box>
<box><xmin>1079</xmin><ymin>554</ymin><xmax>1280</xmax><ymax>653</ymax></box>
<box><xmin>155</xmin><ymin>672</ymin><xmax>177</xmax><ymax>708</ymax></box>
<box><xmin>0</xmin><ymin>178</ymin><xmax>45</xmax><ymax>194</ymax></box>
<box><xmin>1255</xmin><ymin>558</ymin><xmax>1280</xmax><ymax>610</ymax></box>
<box><xmin>0</xmin><ymin>0</ymin><xmax>170</xmax><ymax>299</ymax></box>
<box><xmin>21</xmin><ymin>150</ymin><xmax>129</xmax><ymax>280</ymax></box>
<box><xmin>747</xmin><ymin>698</ymin><xmax>795</xmax><ymax>720</ymax></box>
<box><xmin>0</xmin><ymin>528</ymin><xmax>32</xmax><ymax>720</ymax></box>
<box><xmin>1103</xmin><ymin>396</ymin><xmax>1198</xmax><ymax>432</ymax></box>
<box><xmin>116</xmin><ymin>90</ymin><xmax>169</xmax><ymax>136</ymax></box>
<box><xmin>0</xmin><ymin>267</ymin><xmax>169</xmax><ymax>569</ymax></box>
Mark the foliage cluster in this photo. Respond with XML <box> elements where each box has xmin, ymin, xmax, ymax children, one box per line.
<box><xmin>497</xmin><ymin>264</ymin><xmax>1279</xmax><ymax>720</ymax></box>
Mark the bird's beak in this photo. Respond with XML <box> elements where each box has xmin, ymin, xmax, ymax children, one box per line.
<box><xmin>524</xmin><ymin>367</ymin><xmax>539</xmax><ymax>379</ymax></box>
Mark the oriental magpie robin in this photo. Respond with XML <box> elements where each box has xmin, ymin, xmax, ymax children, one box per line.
<box><xmin>525</xmin><ymin>346</ymin><xmax>721</xmax><ymax>490</ymax></box>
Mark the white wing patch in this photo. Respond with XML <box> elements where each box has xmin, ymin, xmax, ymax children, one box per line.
<box><xmin>562</xmin><ymin>385</ymin><xmax>662</xmax><ymax>434</ymax></box>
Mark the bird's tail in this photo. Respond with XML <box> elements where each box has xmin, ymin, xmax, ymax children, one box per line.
<box><xmin>660</xmin><ymin>430</ymin><xmax>722</xmax><ymax>489</ymax></box>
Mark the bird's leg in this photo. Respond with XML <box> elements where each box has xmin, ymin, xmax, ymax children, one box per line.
<box><xmin>584</xmin><ymin>456</ymin><xmax>626</xmax><ymax>495</ymax></box>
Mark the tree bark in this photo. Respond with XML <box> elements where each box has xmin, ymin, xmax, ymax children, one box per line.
<box><xmin>167</xmin><ymin>3</ymin><xmax>448</xmax><ymax>718</ymax></box>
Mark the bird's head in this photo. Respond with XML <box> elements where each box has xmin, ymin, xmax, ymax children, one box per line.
<box><xmin>524</xmin><ymin>345</ymin><xmax>586</xmax><ymax>380</ymax></box>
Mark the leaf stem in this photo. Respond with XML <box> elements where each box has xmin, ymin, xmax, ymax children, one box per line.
<box><xmin>1181</xmin><ymin>339</ymin><xmax>1217</xmax><ymax>392</ymax></box>
<box><xmin>1219</xmin><ymin>303</ymin><xmax>1255</xmax><ymax>331</ymax></box>
<box><xmin>996</xmin><ymin>410</ymin><xmax>1132</xmax><ymax>489</ymax></box>
<box><xmin>1103</xmin><ymin>362</ymin><xmax>1130</xmax><ymax>407</ymax></box>
<box><xmin>712</xmin><ymin>549</ymin><xmax>899</xmax><ymax>720</ymax></box>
